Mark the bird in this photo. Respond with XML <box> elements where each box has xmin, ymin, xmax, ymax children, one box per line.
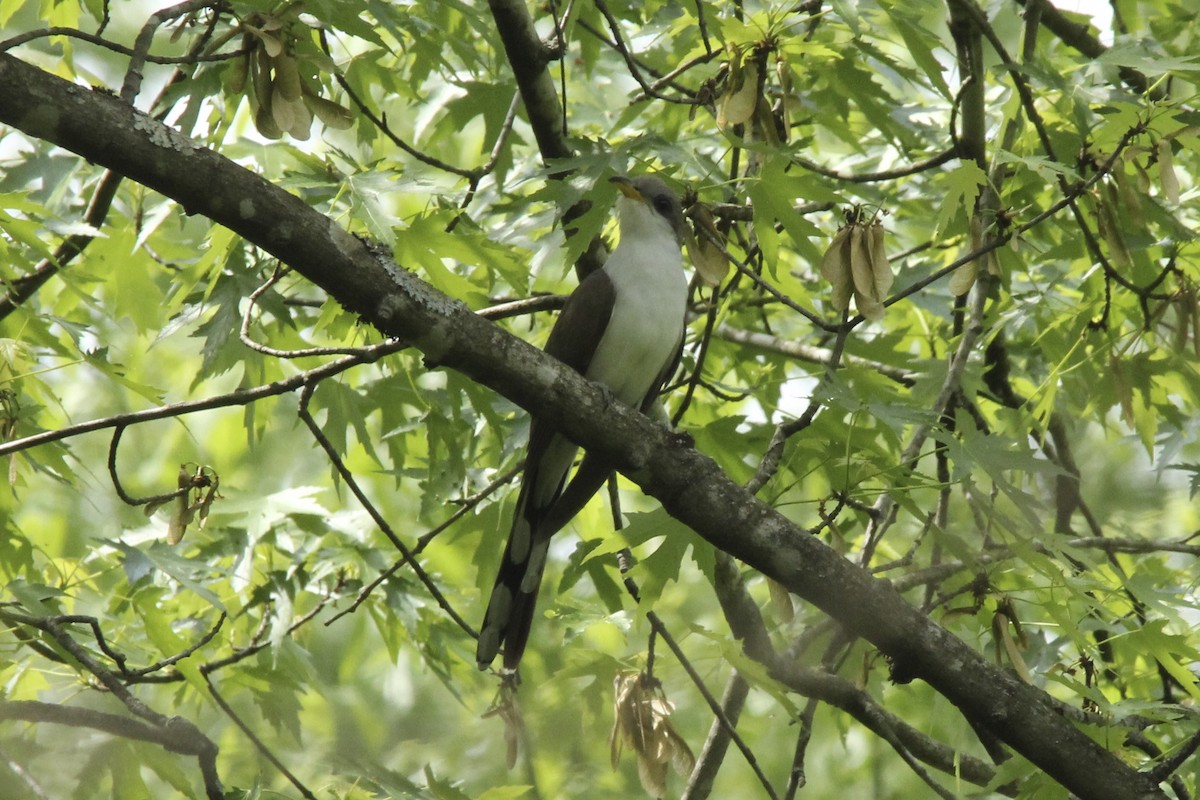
<box><xmin>476</xmin><ymin>175</ymin><xmax>692</xmax><ymax>673</ymax></box>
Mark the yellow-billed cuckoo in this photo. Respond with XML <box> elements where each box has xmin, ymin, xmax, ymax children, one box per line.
<box><xmin>476</xmin><ymin>175</ymin><xmax>691</xmax><ymax>672</ymax></box>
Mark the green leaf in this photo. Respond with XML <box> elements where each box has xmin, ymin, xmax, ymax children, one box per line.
<box><xmin>933</xmin><ymin>161</ymin><xmax>986</xmax><ymax>238</ymax></box>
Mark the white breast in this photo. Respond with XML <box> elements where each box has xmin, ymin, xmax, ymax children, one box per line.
<box><xmin>585</xmin><ymin>232</ymin><xmax>688</xmax><ymax>406</ymax></box>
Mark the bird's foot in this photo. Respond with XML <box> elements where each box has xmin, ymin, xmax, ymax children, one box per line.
<box><xmin>667</xmin><ymin>429</ymin><xmax>695</xmax><ymax>448</ymax></box>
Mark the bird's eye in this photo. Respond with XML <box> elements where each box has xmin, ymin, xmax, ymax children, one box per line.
<box><xmin>652</xmin><ymin>195</ymin><xmax>673</xmax><ymax>214</ymax></box>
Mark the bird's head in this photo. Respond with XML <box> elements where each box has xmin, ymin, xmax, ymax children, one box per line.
<box><xmin>609</xmin><ymin>175</ymin><xmax>694</xmax><ymax>250</ymax></box>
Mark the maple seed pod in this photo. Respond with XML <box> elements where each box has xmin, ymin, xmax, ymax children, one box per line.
<box><xmin>1097</xmin><ymin>186</ymin><xmax>1132</xmax><ymax>269</ymax></box>
<box><xmin>227</xmin><ymin>43</ymin><xmax>250</xmax><ymax>93</ymax></box>
<box><xmin>286</xmin><ymin>95</ymin><xmax>314</xmax><ymax>140</ymax></box>
<box><xmin>255</xmin><ymin>102</ymin><xmax>283</xmax><ymax>140</ymax></box>
<box><xmin>167</xmin><ymin>465</ymin><xmax>191</xmax><ymax>545</ymax></box>
<box><xmin>251</xmin><ymin>47</ymin><xmax>272</xmax><ymax>105</ymax></box>
<box><xmin>257</xmin><ymin>29</ymin><xmax>284</xmax><ymax>58</ymax></box>
<box><xmin>271</xmin><ymin>90</ymin><xmax>296</xmax><ymax>135</ymax></box>
<box><xmin>688</xmin><ymin>204</ymin><xmax>729</xmax><ymax>287</ymax></box>
<box><xmin>304</xmin><ymin>84</ymin><xmax>354</xmax><ymax>129</ymax></box>
<box><xmin>610</xmin><ymin>672</ymin><xmax>695</xmax><ymax>798</ymax></box>
<box><xmin>850</xmin><ymin>224</ymin><xmax>885</xmax><ymax>321</ymax></box>
<box><xmin>1172</xmin><ymin>297</ymin><xmax>1189</xmax><ymax>353</ymax></box>
<box><xmin>718</xmin><ymin>49</ymin><xmax>758</xmax><ymax>128</ymax></box>
<box><xmin>272</xmin><ymin>53</ymin><xmax>303</xmax><ymax>102</ymax></box>
<box><xmin>949</xmin><ymin>216</ymin><xmax>983</xmax><ymax>297</ymax></box>
<box><xmin>820</xmin><ymin>225</ymin><xmax>853</xmax><ymax>311</ymax></box>
<box><xmin>1158</xmin><ymin>138</ymin><xmax>1181</xmax><ymax>204</ymax></box>
<box><xmin>868</xmin><ymin>221</ymin><xmax>893</xmax><ymax>298</ymax></box>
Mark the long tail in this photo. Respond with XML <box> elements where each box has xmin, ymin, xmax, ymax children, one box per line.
<box><xmin>476</xmin><ymin>488</ymin><xmax>550</xmax><ymax>671</ymax></box>
<box><xmin>476</xmin><ymin>453</ymin><xmax>613</xmax><ymax>671</ymax></box>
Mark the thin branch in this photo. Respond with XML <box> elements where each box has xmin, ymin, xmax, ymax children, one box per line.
<box><xmin>0</xmin><ymin>26</ymin><xmax>243</xmax><ymax>64</ymax></box>
<box><xmin>446</xmin><ymin>91</ymin><xmax>522</xmax><ymax>233</ymax></box>
<box><xmin>108</xmin><ymin>424</ymin><xmax>190</xmax><ymax>507</ymax></box>
<box><xmin>240</xmin><ymin>266</ymin><xmax>372</xmax><ymax>358</ymax></box>
<box><xmin>765</xmin><ymin>661</ymin><xmax>1006</xmax><ymax>793</ymax></box>
<box><xmin>0</xmin><ymin>346</ymin><xmax>396</xmax><ymax>458</ymax></box>
<box><xmin>884</xmin><ymin>121</ymin><xmax>1146</xmax><ymax>312</ymax></box>
<box><xmin>616</xmin><ymin>548</ymin><xmax>780</xmax><ymax>800</ymax></box>
<box><xmin>681</xmin><ymin>671</ymin><xmax>750</xmax><ymax>800</ymax></box>
<box><xmin>718</xmin><ymin>230</ymin><xmax>833</xmax><ymax>331</ymax></box>
<box><xmin>0</xmin><ymin>744</ymin><xmax>50</xmax><ymax>800</ymax></box>
<box><xmin>296</xmin><ymin>382</ymin><xmax>478</xmax><ymax>639</ymax></box>
<box><xmin>318</xmin><ymin>30</ymin><xmax>489</xmax><ymax>180</ymax></box>
<box><xmin>791</xmin><ymin>147</ymin><xmax>958</xmax><ymax>184</ymax></box>
<box><xmin>671</xmin><ymin>284</ymin><xmax>723</xmax><ymax>425</ymax></box>
<box><xmin>478</xmin><ymin>293</ymin><xmax>566</xmax><ymax>321</ymax></box>
<box><xmin>745</xmin><ymin>319</ymin><xmax>850</xmax><ymax>495</ymax></box>
<box><xmin>127</xmin><ymin>579</ymin><xmax>338</xmax><ymax>684</ymax></box>
<box><xmin>592</xmin><ymin>0</ymin><xmax>699</xmax><ymax>105</ymax></box>
<box><xmin>120</xmin><ymin>1</ymin><xmax>227</xmax><ymax>103</ymax></box>
<box><xmin>782</xmin><ymin>698</ymin><xmax>819</xmax><ymax>800</ymax></box>
<box><xmin>324</xmin><ymin>463</ymin><xmax>523</xmax><ymax>626</ymax></box>
<box><xmin>860</xmin><ymin>269</ymin><xmax>989</xmax><ymax>566</ymax></box>
<box><xmin>949</xmin><ymin>0</ymin><xmax>1152</xmax><ymax>314</ymax></box>
<box><xmin>1013</xmin><ymin>0</ymin><xmax>1156</xmax><ymax>98</ymax></box>
<box><xmin>203</xmin><ymin>674</ymin><xmax>316</xmax><ymax>800</ymax></box>
<box><xmin>1147</xmin><ymin>726</ymin><xmax>1200</xmax><ymax>785</ymax></box>
<box><xmin>127</xmin><ymin>613</ymin><xmax>227</xmax><ymax>678</ymax></box>
<box><xmin>0</xmin><ymin>618</ymin><xmax>223</xmax><ymax>800</ymax></box>
<box><xmin>716</xmin><ymin>324</ymin><xmax>915</xmax><ymax>385</ymax></box>
<box><xmin>0</xmin><ymin>169</ymin><xmax>123</xmax><ymax>321</ymax></box>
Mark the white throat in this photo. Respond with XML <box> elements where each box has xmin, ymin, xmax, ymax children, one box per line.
<box><xmin>584</xmin><ymin>202</ymin><xmax>688</xmax><ymax>405</ymax></box>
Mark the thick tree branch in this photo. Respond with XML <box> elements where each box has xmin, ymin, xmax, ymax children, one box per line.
<box><xmin>0</xmin><ymin>53</ymin><xmax>1167</xmax><ymax>800</ymax></box>
<box><xmin>0</xmin><ymin>616</ymin><xmax>223</xmax><ymax>800</ymax></box>
<box><xmin>486</xmin><ymin>0</ymin><xmax>607</xmax><ymax>278</ymax></box>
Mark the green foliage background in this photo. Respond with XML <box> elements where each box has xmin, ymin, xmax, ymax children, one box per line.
<box><xmin>1</xmin><ymin>0</ymin><xmax>1198</xmax><ymax>798</ymax></box>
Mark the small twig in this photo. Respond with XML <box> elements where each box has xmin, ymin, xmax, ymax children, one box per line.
<box><xmin>0</xmin><ymin>743</ymin><xmax>50</xmax><ymax>800</ymax></box>
<box><xmin>1147</xmin><ymin>726</ymin><xmax>1200</xmax><ymax>785</ymax></box>
<box><xmin>681</xmin><ymin>671</ymin><xmax>750</xmax><ymax>800</ymax></box>
<box><xmin>478</xmin><ymin>293</ymin><xmax>566</xmax><ymax>321</ymax></box>
<box><xmin>592</xmin><ymin>0</ymin><xmax>699</xmax><ymax>105</ymax></box>
<box><xmin>121</xmin><ymin>0</ymin><xmax>222</xmax><ymax>103</ymax></box>
<box><xmin>119</xmin><ymin>577</ymin><xmax>341</xmax><ymax>686</ymax></box>
<box><xmin>672</xmin><ymin>284</ymin><xmax>722</xmax><ymax>425</ymax></box>
<box><xmin>128</xmin><ymin>613</ymin><xmax>226</xmax><ymax>677</ymax></box>
<box><xmin>745</xmin><ymin>317</ymin><xmax>850</xmax><ymax>495</ymax></box>
<box><xmin>883</xmin><ymin>120</ymin><xmax>1145</xmax><ymax>312</ymax></box>
<box><xmin>708</xmin><ymin>226</ymin><xmax>834</xmax><ymax>331</ymax></box>
<box><xmin>716</xmin><ymin>324</ymin><xmax>914</xmax><ymax>385</ymax></box>
<box><xmin>108</xmin><ymin>424</ymin><xmax>190</xmax><ymax>507</ymax></box>
<box><xmin>446</xmin><ymin>91</ymin><xmax>521</xmax><ymax>233</ymax></box>
<box><xmin>240</xmin><ymin>266</ymin><xmax>373</xmax><ymax>358</ymax></box>
<box><xmin>0</xmin><ymin>614</ymin><xmax>224</xmax><ymax>799</ymax></box>
<box><xmin>319</xmin><ymin>30</ymin><xmax>487</xmax><ymax>180</ymax></box>
<box><xmin>782</xmin><ymin>698</ymin><xmax>819</xmax><ymax>800</ymax></box>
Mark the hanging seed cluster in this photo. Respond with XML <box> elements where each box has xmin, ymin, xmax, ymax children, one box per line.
<box><xmin>820</xmin><ymin>215</ymin><xmax>893</xmax><ymax>321</ymax></box>
<box><xmin>701</xmin><ymin>39</ymin><xmax>795</xmax><ymax>147</ymax></box>
<box><xmin>227</xmin><ymin>14</ymin><xmax>353</xmax><ymax>140</ymax></box>
<box><xmin>610</xmin><ymin>672</ymin><xmax>695</xmax><ymax>798</ymax></box>
<box><xmin>687</xmin><ymin>202</ymin><xmax>730</xmax><ymax>287</ymax></box>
